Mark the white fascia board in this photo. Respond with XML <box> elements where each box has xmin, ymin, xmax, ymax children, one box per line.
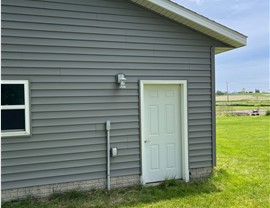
<box><xmin>131</xmin><ymin>0</ymin><xmax>247</xmax><ymax>50</ymax></box>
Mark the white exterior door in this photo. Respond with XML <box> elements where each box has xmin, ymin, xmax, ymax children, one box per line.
<box><xmin>143</xmin><ymin>84</ymin><xmax>181</xmax><ymax>183</ymax></box>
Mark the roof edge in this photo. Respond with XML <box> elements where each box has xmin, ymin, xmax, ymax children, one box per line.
<box><xmin>130</xmin><ymin>0</ymin><xmax>247</xmax><ymax>53</ymax></box>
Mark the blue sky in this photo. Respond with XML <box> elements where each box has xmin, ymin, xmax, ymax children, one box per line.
<box><xmin>172</xmin><ymin>0</ymin><xmax>269</xmax><ymax>92</ymax></box>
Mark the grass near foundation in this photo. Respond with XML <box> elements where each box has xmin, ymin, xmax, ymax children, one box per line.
<box><xmin>2</xmin><ymin>116</ymin><xmax>269</xmax><ymax>208</ymax></box>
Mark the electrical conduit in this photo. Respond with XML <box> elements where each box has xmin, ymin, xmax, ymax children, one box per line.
<box><xmin>106</xmin><ymin>120</ymin><xmax>111</xmax><ymax>190</ymax></box>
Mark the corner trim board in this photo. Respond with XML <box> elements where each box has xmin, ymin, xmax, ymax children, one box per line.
<box><xmin>210</xmin><ymin>47</ymin><xmax>217</xmax><ymax>166</ymax></box>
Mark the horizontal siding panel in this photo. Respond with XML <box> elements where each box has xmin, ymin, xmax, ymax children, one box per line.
<box><xmin>3</xmin><ymin>132</ymin><xmax>139</xmax><ymax>152</ymax></box>
<box><xmin>2</xmin><ymin>132</ymin><xmax>139</xmax><ymax>144</ymax></box>
<box><xmin>32</xmin><ymin>109</ymin><xmax>139</xmax><ymax>120</ymax></box>
<box><xmin>3</xmin><ymin>151</ymin><xmax>105</xmax><ymax>167</ymax></box>
<box><xmin>2</xmin><ymin>164</ymin><xmax>106</xmax><ymax>182</ymax></box>
<box><xmin>3</xmin><ymin>138</ymin><xmax>107</xmax><ymax>152</ymax></box>
<box><xmin>2</xmin><ymin>11</ymin><xmax>168</xmax><ymax>27</ymax></box>
<box><xmin>190</xmin><ymin>161</ymin><xmax>212</xmax><ymax>169</ymax></box>
<box><xmin>31</xmin><ymin>88</ymin><xmax>211</xmax><ymax>98</ymax></box>
<box><xmin>31</xmin><ymin>96</ymin><xmax>139</xmax><ymax>105</ymax></box>
<box><xmin>1</xmin><ymin>21</ymin><xmax>124</xmax><ymax>37</ymax></box>
<box><xmin>32</xmin><ymin>117</ymin><xmax>139</xmax><ymax>127</ymax></box>
<box><xmin>1</xmin><ymin>16</ymin><xmax>218</xmax><ymax>37</ymax></box>
<box><xmin>189</xmin><ymin>113</ymin><xmax>211</xmax><ymax>120</ymax></box>
<box><xmin>32</xmin><ymin>125</ymin><xmax>139</xmax><ymax>135</ymax></box>
<box><xmin>1</xmin><ymin>132</ymin><xmax>95</xmax><ymax>144</ymax></box>
<box><xmin>2</xmin><ymin>57</ymin><xmax>210</xmax><ymax>69</ymax></box>
<box><xmin>189</xmin><ymin>119</ymin><xmax>212</xmax><ymax>126</ymax></box>
<box><xmin>111</xmin><ymin>161</ymin><xmax>139</xmax><ymax>171</ymax></box>
<box><xmin>3</xmin><ymin>141</ymin><xmax>139</xmax><ymax>158</ymax></box>
<box><xmin>32</xmin><ymin>0</ymin><xmax>141</xmax><ymax>9</ymax></box>
<box><xmin>3</xmin><ymin>44</ymin><xmax>210</xmax><ymax>54</ymax></box>
<box><xmin>189</xmin><ymin>131</ymin><xmax>212</xmax><ymax>138</ymax></box>
<box><xmin>2</xmin><ymin>0</ymin><xmax>159</xmax><ymax>19</ymax></box>
<box><xmin>3</xmin><ymin>148</ymin><xmax>139</xmax><ymax>167</ymax></box>
<box><xmin>2</xmin><ymin>36</ymin><xmax>215</xmax><ymax>50</ymax></box>
<box><xmin>2</xmin><ymin>52</ymin><xmax>210</xmax><ymax>64</ymax></box>
<box><xmin>188</xmin><ymin>95</ymin><xmax>212</xmax><ymax>101</ymax></box>
<box><xmin>189</xmin><ymin>101</ymin><xmax>211</xmax><ymax>107</ymax></box>
<box><xmin>2</xmin><ymin>46</ymin><xmax>210</xmax><ymax>59</ymax></box>
<box><xmin>189</xmin><ymin>125</ymin><xmax>211</xmax><ymax>132</ymax></box>
<box><xmin>31</xmin><ymin>103</ymin><xmax>138</xmax><ymax>112</ymax></box>
<box><xmin>2</xmin><ymin>23</ymin><xmax>208</xmax><ymax>45</ymax></box>
<box><xmin>30</xmin><ymin>82</ymin><xmax>139</xmax><ymax>90</ymax></box>
<box><xmin>3</xmin><ymin>155</ymin><xmax>139</xmax><ymax>174</ymax></box>
<box><xmin>3</xmin><ymin>161</ymin><xmax>139</xmax><ymax>183</ymax></box>
<box><xmin>190</xmin><ymin>155</ymin><xmax>212</xmax><ymax>163</ymax></box>
<box><xmin>1</xmin><ymin>75</ymin><xmax>211</xmax><ymax>85</ymax></box>
<box><xmin>3</xmin><ymin>0</ymin><xmax>138</xmax><ymax>8</ymax></box>
<box><xmin>111</xmin><ymin>167</ymin><xmax>140</xmax><ymax>177</ymax></box>
<box><xmin>2</xmin><ymin>68</ymin><xmax>211</xmax><ymax>77</ymax></box>
<box><xmin>189</xmin><ymin>143</ymin><xmax>212</xmax><ymax>150</ymax></box>
<box><xmin>3</xmin><ymin>144</ymin><xmax>106</xmax><ymax>158</ymax></box>
<box><xmin>189</xmin><ymin>107</ymin><xmax>212</xmax><ymax>114</ymax></box>
<box><xmin>2</xmin><ymin>5</ymin><xmax>172</xmax><ymax>26</ymax></box>
<box><xmin>190</xmin><ymin>149</ymin><xmax>212</xmax><ymax>156</ymax></box>
<box><xmin>2</xmin><ymin>171</ymin><xmax>106</xmax><ymax>189</ymax></box>
<box><xmin>57</xmin><ymin>69</ymin><xmax>210</xmax><ymax>77</ymax></box>
<box><xmin>31</xmin><ymin>89</ymin><xmax>139</xmax><ymax>97</ymax></box>
<box><xmin>2</xmin><ymin>29</ymin><xmax>214</xmax><ymax>46</ymax></box>
<box><xmin>189</xmin><ymin>65</ymin><xmax>211</xmax><ymax>71</ymax></box>
<box><xmin>3</xmin><ymin>158</ymin><xmax>106</xmax><ymax>175</ymax></box>
<box><xmin>111</xmin><ymin>155</ymin><xmax>140</xmax><ymax>164</ymax></box>
<box><xmin>2</xmin><ymin>64</ymin><xmax>209</xmax><ymax>71</ymax></box>
<box><xmin>189</xmin><ymin>89</ymin><xmax>211</xmax><ymax>95</ymax></box>
<box><xmin>3</xmin><ymin>166</ymin><xmax>141</xmax><ymax>189</ymax></box>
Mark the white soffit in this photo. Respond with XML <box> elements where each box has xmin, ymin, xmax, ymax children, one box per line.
<box><xmin>130</xmin><ymin>0</ymin><xmax>247</xmax><ymax>54</ymax></box>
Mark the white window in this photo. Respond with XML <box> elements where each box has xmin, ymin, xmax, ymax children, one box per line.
<box><xmin>1</xmin><ymin>80</ymin><xmax>30</xmax><ymax>137</ymax></box>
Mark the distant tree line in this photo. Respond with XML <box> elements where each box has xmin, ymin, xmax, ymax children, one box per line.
<box><xmin>216</xmin><ymin>90</ymin><xmax>225</xmax><ymax>95</ymax></box>
<box><xmin>216</xmin><ymin>89</ymin><xmax>262</xmax><ymax>95</ymax></box>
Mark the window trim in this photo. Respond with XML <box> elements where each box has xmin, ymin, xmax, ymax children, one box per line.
<box><xmin>1</xmin><ymin>80</ymin><xmax>30</xmax><ymax>137</ymax></box>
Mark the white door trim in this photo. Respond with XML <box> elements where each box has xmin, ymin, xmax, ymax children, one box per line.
<box><xmin>140</xmin><ymin>80</ymin><xmax>189</xmax><ymax>183</ymax></box>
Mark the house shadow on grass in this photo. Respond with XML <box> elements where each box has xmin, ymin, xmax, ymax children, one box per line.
<box><xmin>2</xmin><ymin>168</ymin><xmax>229</xmax><ymax>208</ymax></box>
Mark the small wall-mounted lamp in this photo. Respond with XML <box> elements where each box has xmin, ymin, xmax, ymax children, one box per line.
<box><xmin>116</xmin><ymin>73</ymin><xmax>127</xmax><ymax>89</ymax></box>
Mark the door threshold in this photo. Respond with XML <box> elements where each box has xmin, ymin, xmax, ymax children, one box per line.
<box><xmin>144</xmin><ymin>181</ymin><xmax>163</xmax><ymax>187</ymax></box>
<box><xmin>144</xmin><ymin>178</ymin><xmax>184</xmax><ymax>187</ymax></box>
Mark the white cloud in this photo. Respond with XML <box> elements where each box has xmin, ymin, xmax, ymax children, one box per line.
<box><xmin>186</xmin><ymin>0</ymin><xmax>205</xmax><ymax>6</ymax></box>
<box><xmin>230</xmin><ymin>3</ymin><xmax>252</xmax><ymax>15</ymax></box>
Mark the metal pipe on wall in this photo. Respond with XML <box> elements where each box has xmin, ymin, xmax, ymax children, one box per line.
<box><xmin>106</xmin><ymin>120</ymin><xmax>111</xmax><ymax>190</ymax></box>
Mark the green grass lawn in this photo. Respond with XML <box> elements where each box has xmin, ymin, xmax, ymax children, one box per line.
<box><xmin>2</xmin><ymin>116</ymin><xmax>269</xmax><ymax>208</ymax></box>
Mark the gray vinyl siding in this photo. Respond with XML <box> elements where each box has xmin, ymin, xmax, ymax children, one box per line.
<box><xmin>1</xmin><ymin>0</ymin><xmax>225</xmax><ymax>189</ymax></box>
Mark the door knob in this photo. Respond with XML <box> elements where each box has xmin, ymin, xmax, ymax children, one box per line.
<box><xmin>144</xmin><ymin>140</ymin><xmax>150</xmax><ymax>143</ymax></box>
